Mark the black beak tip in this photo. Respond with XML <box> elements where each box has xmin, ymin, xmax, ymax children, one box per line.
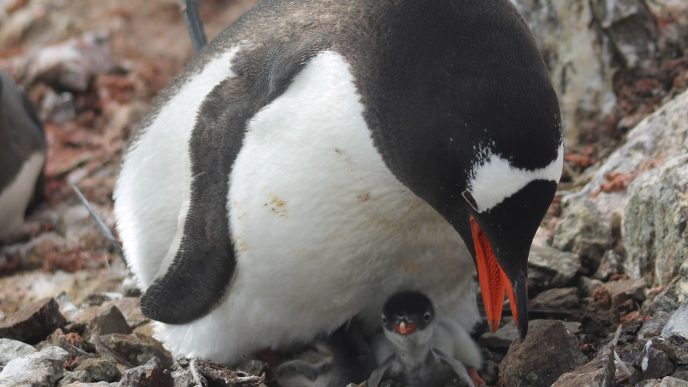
<box><xmin>517</xmin><ymin>315</ymin><xmax>528</xmax><ymax>339</ymax></box>
<box><xmin>514</xmin><ymin>272</ymin><xmax>529</xmax><ymax>340</ymax></box>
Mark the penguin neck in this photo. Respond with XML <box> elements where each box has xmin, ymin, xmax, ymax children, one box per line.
<box><xmin>386</xmin><ymin>327</ymin><xmax>434</xmax><ymax>370</ymax></box>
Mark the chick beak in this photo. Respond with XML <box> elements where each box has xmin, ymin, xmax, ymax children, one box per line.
<box><xmin>470</xmin><ymin>216</ymin><xmax>525</xmax><ymax>336</ymax></box>
<box><xmin>394</xmin><ymin>320</ymin><xmax>417</xmax><ymax>335</ymax></box>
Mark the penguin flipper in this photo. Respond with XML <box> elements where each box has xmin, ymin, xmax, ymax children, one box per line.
<box><xmin>432</xmin><ymin>349</ymin><xmax>475</xmax><ymax>387</ymax></box>
<box><xmin>138</xmin><ymin>41</ymin><xmax>325</xmax><ymax>324</ymax></box>
<box><xmin>138</xmin><ymin>74</ymin><xmax>248</xmax><ymax>324</ymax></box>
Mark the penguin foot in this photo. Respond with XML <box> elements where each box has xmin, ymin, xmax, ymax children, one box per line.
<box><xmin>467</xmin><ymin>367</ymin><xmax>486</xmax><ymax>387</ymax></box>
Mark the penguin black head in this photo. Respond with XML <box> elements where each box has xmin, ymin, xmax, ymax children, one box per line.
<box><xmin>360</xmin><ymin>1</ymin><xmax>564</xmax><ymax>339</ymax></box>
<box><xmin>381</xmin><ymin>291</ymin><xmax>435</xmax><ymax>336</ymax></box>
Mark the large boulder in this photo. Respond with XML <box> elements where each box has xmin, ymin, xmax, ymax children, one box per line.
<box><xmin>510</xmin><ymin>0</ymin><xmax>688</xmax><ymax>143</ymax></box>
<box><xmin>499</xmin><ymin>320</ymin><xmax>587</xmax><ymax>387</ymax></box>
<box><xmin>510</xmin><ymin>0</ymin><xmax>615</xmax><ymax>143</ymax></box>
<box><xmin>623</xmin><ymin>155</ymin><xmax>688</xmax><ymax>286</ymax></box>
<box><xmin>0</xmin><ymin>346</ymin><xmax>69</xmax><ymax>386</ymax></box>
<box><xmin>553</xmin><ymin>89</ymin><xmax>688</xmax><ymax>289</ymax></box>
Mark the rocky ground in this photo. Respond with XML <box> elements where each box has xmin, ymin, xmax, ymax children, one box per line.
<box><xmin>1</xmin><ymin>0</ymin><xmax>687</xmax><ymax>386</ymax></box>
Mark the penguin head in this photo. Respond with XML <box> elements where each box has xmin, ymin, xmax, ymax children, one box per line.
<box><xmin>368</xmin><ymin>42</ymin><xmax>564</xmax><ymax>338</ymax></box>
<box><xmin>459</xmin><ymin>170</ymin><xmax>560</xmax><ymax>339</ymax></box>
<box><xmin>381</xmin><ymin>291</ymin><xmax>435</xmax><ymax>338</ymax></box>
<box><xmin>356</xmin><ymin>0</ymin><xmax>565</xmax><ymax>339</ymax></box>
<box><xmin>376</xmin><ymin>106</ymin><xmax>562</xmax><ymax>340</ymax></box>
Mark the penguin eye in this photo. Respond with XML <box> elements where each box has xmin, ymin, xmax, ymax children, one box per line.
<box><xmin>381</xmin><ymin>315</ymin><xmax>388</xmax><ymax>324</ymax></box>
<box><xmin>462</xmin><ymin>190</ymin><xmax>479</xmax><ymax>212</ymax></box>
<box><xmin>423</xmin><ymin>313</ymin><xmax>431</xmax><ymax>322</ymax></box>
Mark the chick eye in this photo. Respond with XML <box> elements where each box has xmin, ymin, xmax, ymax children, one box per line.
<box><xmin>423</xmin><ymin>313</ymin><xmax>431</xmax><ymax>322</ymax></box>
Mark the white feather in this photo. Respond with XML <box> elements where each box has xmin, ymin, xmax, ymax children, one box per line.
<box><xmin>468</xmin><ymin>143</ymin><xmax>564</xmax><ymax>212</ymax></box>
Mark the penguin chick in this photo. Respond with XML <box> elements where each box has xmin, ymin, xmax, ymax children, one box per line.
<box><xmin>276</xmin><ymin>322</ymin><xmax>375</xmax><ymax>387</ymax></box>
<box><xmin>0</xmin><ymin>71</ymin><xmax>45</xmax><ymax>242</ymax></box>
<box><xmin>369</xmin><ymin>291</ymin><xmax>483</xmax><ymax>387</ymax></box>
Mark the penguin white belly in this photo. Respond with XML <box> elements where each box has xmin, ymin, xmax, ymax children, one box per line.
<box><xmin>152</xmin><ymin>51</ymin><xmax>478</xmax><ymax>363</ymax></box>
<box><xmin>0</xmin><ymin>152</ymin><xmax>44</xmax><ymax>240</ymax></box>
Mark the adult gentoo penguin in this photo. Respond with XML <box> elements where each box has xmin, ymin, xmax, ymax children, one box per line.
<box><xmin>0</xmin><ymin>71</ymin><xmax>45</xmax><ymax>242</ymax></box>
<box><xmin>114</xmin><ymin>0</ymin><xmax>563</xmax><ymax>364</ymax></box>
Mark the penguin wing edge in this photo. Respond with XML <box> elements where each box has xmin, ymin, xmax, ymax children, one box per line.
<box><xmin>140</xmin><ymin>240</ymin><xmax>237</xmax><ymax>324</ymax></box>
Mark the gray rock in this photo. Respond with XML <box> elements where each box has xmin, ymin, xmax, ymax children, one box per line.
<box><xmin>579</xmin><ymin>276</ymin><xmax>604</xmax><ymax>296</ymax></box>
<box><xmin>640</xmin><ymin>311</ymin><xmax>672</xmax><ymax>340</ymax></box>
<box><xmin>187</xmin><ymin>359</ymin><xmax>267</xmax><ymax>387</ymax></box>
<box><xmin>555</xmin><ymin>89</ymin><xmax>688</xmax><ymax>291</ymax></box>
<box><xmin>552</xmin><ymin>199</ymin><xmax>612</xmax><ymax>270</ymax></box>
<box><xmin>662</xmin><ymin>299</ymin><xmax>688</xmax><ymax>340</ymax></box>
<box><xmin>0</xmin><ymin>338</ymin><xmax>36</xmax><ymax>367</ymax></box>
<box><xmin>508</xmin><ymin>0</ymin><xmax>617</xmax><ymax>144</ymax></box>
<box><xmin>559</xmin><ymin>321</ymin><xmax>582</xmax><ymax>335</ymax></box>
<box><xmin>642</xmin><ymin>338</ymin><xmax>675</xmax><ymax>380</ymax></box>
<box><xmin>499</xmin><ymin>320</ymin><xmax>587</xmax><ymax>387</ymax></box>
<box><xmin>59</xmin><ymin>371</ymin><xmax>92</xmax><ymax>386</ymax></box>
<box><xmin>602</xmin><ymin>278</ymin><xmax>646</xmax><ymax>310</ymax></box>
<box><xmin>623</xmin><ymin>155</ymin><xmax>688</xmax><ymax>287</ymax></box>
<box><xmin>87</xmin><ymin>306</ymin><xmax>132</xmax><ymax>337</ymax></box>
<box><xmin>117</xmin><ymin>357</ymin><xmax>172</xmax><ymax>387</ymax></box>
<box><xmin>95</xmin><ymin>333</ymin><xmax>172</xmax><ymax>369</ymax></box>
<box><xmin>104</xmin><ymin>298</ymin><xmax>148</xmax><ymax>329</ymax></box>
<box><xmin>0</xmin><ymin>297</ymin><xmax>67</xmax><ymax>343</ymax></box>
<box><xmin>589</xmin><ymin>0</ymin><xmax>657</xmax><ymax>69</ymax></box>
<box><xmin>659</xmin><ymin>376</ymin><xmax>688</xmax><ymax>387</ymax></box>
<box><xmin>530</xmin><ymin>287</ymin><xmax>580</xmax><ymax>310</ymax></box>
<box><xmin>671</xmin><ymin>367</ymin><xmax>688</xmax><ymax>382</ymax></box>
<box><xmin>39</xmin><ymin>328</ymin><xmax>93</xmax><ymax>357</ymax></box>
<box><xmin>527</xmin><ymin>244</ymin><xmax>581</xmax><ymax>292</ymax></box>
<box><xmin>552</xmin><ymin>346</ymin><xmax>615</xmax><ymax>387</ymax></box>
<box><xmin>644</xmin><ymin>1</ymin><xmax>688</xmax><ymax>54</ymax></box>
<box><xmin>563</xmin><ymin>82</ymin><xmax>688</xmax><ymax>204</ymax></box>
<box><xmin>661</xmin><ymin>336</ymin><xmax>688</xmax><ymax>366</ymax></box>
<box><xmin>24</xmin><ymin>31</ymin><xmax>115</xmax><ymax>92</ymax></box>
<box><xmin>73</xmin><ymin>357</ymin><xmax>122</xmax><ymax>383</ymax></box>
<box><xmin>68</xmin><ymin>298</ymin><xmax>148</xmax><ymax>332</ymax></box>
<box><xmin>643</xmin><ymin>281</ymin><xmax>685</xmax><ymax>316</ymax></box>
<box><xmin>616</xmin><ymin>358</ymin><xmax>641</xmax><ymax>385</ymax></box>
<box><xmin>480</xmin><ymin>323</ymin><xmax>519</xmax><ymax>350</ymax></box>
<box><xmin>0</xmin><ymin>346</ymin><xmax>69</xmax><ymax>386</ymax></box>
<box><xmin>594</xmin><ymin>250</ymin><xmax>623</xmax><ymax>281</ymax></box>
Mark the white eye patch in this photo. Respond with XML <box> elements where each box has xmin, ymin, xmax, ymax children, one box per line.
<box><xmin>466</xmin><ymin>143</ymin><xmax>564</xmax><ymax>212</ymax></box>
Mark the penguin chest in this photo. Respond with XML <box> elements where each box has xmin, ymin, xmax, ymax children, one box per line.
<box><xmin>226</xmin><ymin>51</ymin><xmax>473</xmax><ymax>321</ymax></box>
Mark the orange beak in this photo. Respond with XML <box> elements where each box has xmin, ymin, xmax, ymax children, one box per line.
<box><xmin>394</xmin><ymin>321</ymin><xmax>417</xmax><ymax>335</ymax></box>
<box><xmin>470</xmin><ymin>216</ymin><xmax>519</xmax><ymax>332</ymax></box>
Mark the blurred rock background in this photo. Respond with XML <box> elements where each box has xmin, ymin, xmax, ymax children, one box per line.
<box><xmin>0</xmin><ymin>0</ymin><xmax>687</xmax><ymax>386</ymax></box>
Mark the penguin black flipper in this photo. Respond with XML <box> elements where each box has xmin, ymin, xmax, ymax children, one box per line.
<box><xmin>140</xmin><ymin>37</ymin><xmax>328</xmax><ymax>324</ymax></box>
